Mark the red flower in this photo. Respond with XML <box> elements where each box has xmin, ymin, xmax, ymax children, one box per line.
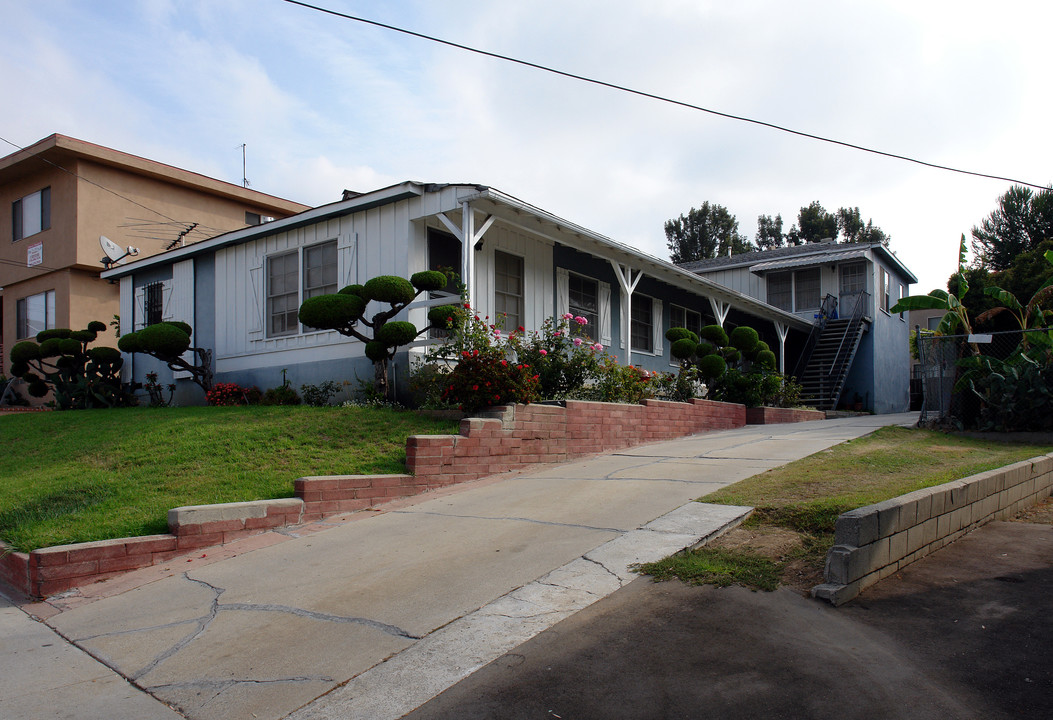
<box><xmin>472</xmin><ymin>385</ymin><xmax>479</xmax><ymax>390</ymax></box>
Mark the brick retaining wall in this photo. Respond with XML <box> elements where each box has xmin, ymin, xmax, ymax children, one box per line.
<box><xmin>745</xmin><ymin>407</ymin><xmax>826</xmax><ymax>424</ymax></box>
<box><xmin>813</xmin><ymin>453</ymin><xmax>1053</xmax><ymax>606</ymax></box>
<box><xmin>2</xmin><ymin>398</ymin><xmax>758</xmax><ymax>599</ymax></box>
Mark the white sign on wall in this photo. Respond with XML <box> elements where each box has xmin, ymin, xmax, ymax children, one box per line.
<box><xmin>27</xmin><ymin>243</ymin><xmax>43</xmax><ymax>267</ymax></box>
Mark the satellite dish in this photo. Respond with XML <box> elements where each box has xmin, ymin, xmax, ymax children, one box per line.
<box><xmin>99</xmin><ymin>236</ymin><xmax>140</xmax><ymax>267</ymax></box>
<box><xmin>101</xmin><ymin>235</ymin><xmax>124</xmax><ymax>261</ymax></box>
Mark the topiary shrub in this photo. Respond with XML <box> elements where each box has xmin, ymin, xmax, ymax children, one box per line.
<box><xmin>362</xmin><ymin>275</ymin><xmax>415</xmax><ymax>304</ymax></box>
<box><xmin>411</xmin><ymin>270</ymin><xmax>448</xmax><ymax>292</ymax></box>
<box><xmin>665</xmin><ymin>327</ymin><xmax>699</xmax><ymax>344</ymax></box>
<box><xmin>671</xmin><ymin>337</ymin><xmax>698</xmax><ymax>360</ymax></box>
<box><xmin>428</xmin><ymin>304</ymin><xmax>460</xmax><ymax>329</ymax></box>
<box><xmin>339</xmin><ymin>284</ymin><xmax>366</xmax><ymax>297</ymax></box>
<box><xmin>298</xmin><ymin>294</ymin><xmax>366</xmax><ymax>332</ymax></box>
<box><xmin>376</xmin><ymin>321</ymin><xmax>418</xmax><ymax>347</ymax></box>
<box><xmin>755</xmin><ymin>349</ymin><xmax>777</xmax><ymax>370</ymax></box>
<box><xmin>7</xmin><ymin>322</ymin><xmax>133</xmax><ymax>409</ymax></box>
<box><xmin>118</xmin><ymin>321</ymin><xmax>213</xmax><ymax>393</ymax></box>
<box><xmin>697</xmin><ymin>353</ymin><xmax>727</xmax><ymax>380</ymax></box>
<box><xmin>699</xmin><ymin>324</ymin><xmax>729</xmax><ymax>347</ymax></box>
<box><xmin>729</xmin><ymin>326</ymin><xmax>759</xmax><ymax>355</ymax></box>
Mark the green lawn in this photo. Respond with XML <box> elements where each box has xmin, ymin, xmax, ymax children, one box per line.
<box><xmin>0</xmin><ymin>406</ymin><xmax>459</xmax><ymax>552</ymax></box>
<box><xmin>637</xmin><ymin>427</ymin><xmax>1052</xmax><ymax>590</ymax></box>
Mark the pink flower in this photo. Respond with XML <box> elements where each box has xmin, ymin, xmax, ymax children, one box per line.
<box><xmin>553</xmin><ymin>330</ymin><xmax>562</xmax><ymax>337</ymax></box>
<box><xmin>573</xmin><ymin>338</ymin><xmax>583</xmax><ymax>346</ymax></box>
<box><xmin>575</xmin><ymin>316</ymin><xmax>588</xmax><ymax>325</ymax></box>
<box><xmin>539</xmin><ymin>349</ymin><xmax>548</xmax><ymax>356</ymax></box>
<box><xmin>592</xmin><ymin>342</ymin><xmax>603</xmax><ymax>351</ymax></box>
<box><xmin>562</xmin><ymin>313</ymin><xmax>573</xmax><ymax>320</ymax></box>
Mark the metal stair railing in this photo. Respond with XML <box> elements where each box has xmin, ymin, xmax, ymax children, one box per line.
<box><xmin>791</xmin><ymin>293</ymin><xmax>838</xmax><ymax>380</ymax></box>
<box><xmin>821</xmin><ymin>291</ymin><xmax>870</xmax><ymax>408</ymax></box>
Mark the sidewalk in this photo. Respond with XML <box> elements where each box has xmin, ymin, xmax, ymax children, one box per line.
<box><xmin>3</xmin><ymin>413</ymin><xmax>915</xmax><ymax>720</ymax></box>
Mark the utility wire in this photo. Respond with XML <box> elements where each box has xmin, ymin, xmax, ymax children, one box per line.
<box><xmin>283</xmin><ymin>0</ymin><xmax>1048</xmax><ymax>191</ymax></box>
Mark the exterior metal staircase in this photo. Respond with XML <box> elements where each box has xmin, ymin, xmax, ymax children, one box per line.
<box><xmin>794</xmin><ymin>292</ymin><xmax>870</xmax><ymax>410</ymax></box>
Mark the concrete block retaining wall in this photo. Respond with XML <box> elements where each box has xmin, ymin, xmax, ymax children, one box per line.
<box><xmin>813</xmin><ymin>453</ymin><xmax>1053</xmax><ymax>606</ymax></box>
<box><xmin>3</xmin><ymin>398</ymin><xmax>817</xmax><ymax>599</ymax></box>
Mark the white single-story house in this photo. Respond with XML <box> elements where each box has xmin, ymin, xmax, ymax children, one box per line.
<box><xmin>680</xmin><ymin>239</ymin><xmax>919</xmax><ymax>413</ymax></box>
<box><xmin>100</xmin><ymin>182</ymin><xmax>813</xmax><ymax>404</ymax></box>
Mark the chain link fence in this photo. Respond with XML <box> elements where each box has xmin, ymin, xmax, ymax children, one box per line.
<box><xmin>914</xmin><ymin>327</ymin><xmax>1052</xmax><ymax>426</ymax></box>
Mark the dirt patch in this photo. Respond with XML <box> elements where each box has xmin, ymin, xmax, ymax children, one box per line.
<box><xmin>709</xmin><ymin>525</ymin><xmax>823</xmax><ymax>593</ymax></box>
<box><xmin>1012</xmin><ymin>496</ymin><xmax>1053</xmax><ymax>525</ymax></box>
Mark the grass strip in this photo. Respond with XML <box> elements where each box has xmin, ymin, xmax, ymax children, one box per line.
<box><xmin>636</xmin><ymin>426</ymin><xmax>1052</xmax><ymax>591</ymax></box>
<box><xmin>635</xmin><ymin>547</ymin><xmax>780</xmax><ymax>592</ymax></box>
<box><xmin>0</xmin><ymin>405</ymin><xmax>459</xmax><ymax>551</ymax></box>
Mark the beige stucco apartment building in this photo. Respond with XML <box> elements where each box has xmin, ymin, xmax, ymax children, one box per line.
<box><xmin>1</xmin><ymin>134</ymin><xmax>308</xmax><ymax>378</ymax></box>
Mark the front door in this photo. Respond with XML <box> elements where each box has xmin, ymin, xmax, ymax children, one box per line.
<box><xmin>839</xmin><ymin>262</ymin><xmax>866</xmax><ymax>316</ymax></box>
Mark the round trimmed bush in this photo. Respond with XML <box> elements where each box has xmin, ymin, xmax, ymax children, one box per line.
<box><xmin>89</xmin><ymin>347</ymin><xmax>122</xmax><ymax>365</ymax></box>
<box><xmin>117</xmin><ymin>333</ymin><xmax>142</xmax><ymax>354</ymax></box>
<box><xmin>10</xmin><ymin>361</ymin><xmax>29</xmax><ymax>376</ymax></box>
<box><xmin>756</xmin><ymin>349</ymin><xmax>777</xmax><ymax>370</ymax></box>
<box><xmin>695</xmin><ymin>340</ymin><xmax>718</xmax><ymax>357</ymax></box>
<box><xmin>428</xmin><ymin>304</ymin><xmax>459</xmax><ymax>328</ymax></box>
<box><xmin>411</xmin><ymin>270</ymin><xmax>448</xmax><ymax>292</ymax></box>
<box><xmin>28</xmin><ymin>380</ymin><xmax>49</xmax><ymax>397</ymax></box>
<box><xmin>699</xmin><ymin>324</ymin><xmax>729</xmax><ymax>347</ymax></box>
<box><xmin>365</xmin><ymin>340</ymin><xmax>388</xmax><ymax>362</ymax></box>
<box><xmin>56</xmin><ymin>355</ymin><xmax>77</xmax><ymax>369</ymax></box>
<box><xmin>36</xmin><ymin>328</ymin><xmax>71</xmax><ymax>342</ymax></box>
<box><xmin>37</xmin><ymin>338</ymin><xmax>66</xmax><ymax>358</ymax></box>
<box><xmin>164</xmin><ymin>321</ymin><xmax>193</xmax><ymax>338</ymax></box>
<box><xmin>70</xmin><ymin>330</ymin><xmax>96</xmax><ymax>343</ymax></box>
<box><xmin>137</xmin><ymin>323</ymin><xmax>191</xmax><ymax>358</ymax></box>
<box><xmin>10</xmin><ymin>341</ymin><xmax>40</xmax><ymax>364</ymax></box>
<box><xmin>87</xmin><ymin>320</ymin><xmax>107</xmax><ymax>333</ymax></box>
<box><xmin>339</xmin><ymin>284</ymin><xmax>366</xmax><ymax>297</ymax></box>
<box><xmin>752</xmin><ymin>340</ymin><xmax>771</xmax><ymax>359</ymax></box>
<box><xmin>722</xmin><ymin>347</ymin><xmax>742</xmax><ymax>364</ymax></box>
<box><xmin>362</xmin><ymin>276</ymin><xmax>415</xmax><ymax>305</ymax></box>
<box><xmin>376</xmin><ymin>321</ymin><xmax>418</xmax><ymax>347</ymax></box>
<box><xmin>729</xmin><ymin>326</ymin><xmax>759</xmax><ymax>354</ymax></box>
<box><xmin>697</xmin><ymin>353</ymin><xmax>727</xmax><ymax>380</ymax></box>
<box><xmin>665</xmin><ymin>327</ymin><xmax>699</xmax><ymax>344</ymax></box>
<box><xmin>298</xmin><ymin>294</ymin><xmax>365</xmax><ymax>329</ymax></box>
<box><xmin>671</xmin><ymin>337</ymin><xmax>698</xmax><ymax>360</ymax></box>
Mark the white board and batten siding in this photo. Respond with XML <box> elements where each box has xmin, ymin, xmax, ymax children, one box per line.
<box><xmin>469</xmin><ymin>224</ymin><xmax>554</xmax><ymax>334</ymax></box>
<box><xmin>212</xmin><ymin>204</ymin><xmax>416</xmax><ymax>373</ymax></box>
<box><xmin>696</xmin><ymin>267</ymin><xmax>765</xmax><ymax>301</ymax></box>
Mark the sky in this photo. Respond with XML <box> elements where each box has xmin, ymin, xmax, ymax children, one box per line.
<box><xmin>3</xmin><ymin>0</ymin><xmax>1051</xmax><ymax>295</ymax></box>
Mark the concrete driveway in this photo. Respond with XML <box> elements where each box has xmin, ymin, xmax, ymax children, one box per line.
<box><xmin>6</xmin><ymin>413</ymin><xmax>915</xmax><ymax>720</ymax></box>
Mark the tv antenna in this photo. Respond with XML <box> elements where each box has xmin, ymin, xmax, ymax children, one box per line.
<box><xmin>238</xmin><ymin>143</ymin><xmax>250</xmax><ymax>188</ymax></box>
<box><xmin>99</xmin><ymin>235</ymin><xmax>140</xmax><ymax>267</ymax></box>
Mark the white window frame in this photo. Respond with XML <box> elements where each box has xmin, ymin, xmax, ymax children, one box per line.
<box><xmin>630</xmin><ymin>293</ymin><xmax>663</xmax><ymax>355</ymax></box>
<box><xmin>494</xmin><ymin>250</ymin><xmax>524</xmax><ymax>332</ymax></box>
<box><xmin>670</xmin><ymin>304</ymin><xmax>703</xmax><ymax>336</ymax></box>
<box><xmin>16</xmin><ymin>289</ymin><xmax>56</xmax><ymax>339</ymax></box>
<box><xmin>303</xmin><ymin>239</ymin><xmax>338</xmax><ymax>301</ymax></box>
<box><xmin>266</xmin><ymin>239</ymin><xmax>339</xmax><ymax>338</ymax></box>
<box><xmin>12</xmin><ymin>187</ymin><xmax>50</xmax><ymax>242</ymax></box>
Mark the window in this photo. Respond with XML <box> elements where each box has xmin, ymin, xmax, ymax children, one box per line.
<box><xmin>569</xmin><ymin>273</ymin><xmax>599</xmax><ymax>338</ymax></box>
<box><xmin>494</xmin><ymin>251</ymin><xmax>524</xmax><ymax>331</ymax></box>
<box><xmin>926</xmin><ymin>315</ymin><xmax>942</xmax><ymax>331</ymax></box>
<box><xmin>15</xmin><ymin>290</ymin><xmax>55</xmax><ymax>339</ymax></box>
<box><xmin>794</xmin><ymin>268</ymin><xmax>821</xmax><ymax>311</ymax></box>
<box><xmin>428</xmin><ymin>228</ymin><xmax>461</xmax><ymax>338</ymax></box>
<box><xmin>267</xmin><ymin>250</ymin><xmax>299</xmax><ymax>337</ymax></box>
<box><xmin>12</xmin><ymin>187</ymin><xmax>50</xmax><ymax>241</ymax></box>
<box><xmin>839</xmin><ymin>262</ymin><xmax>866</xmax><ymax>314</ymax></box>
<box><xmin>631</xmin><ymin>295</ymin><xmax>654</xmax><ymax>353</ymax></box>
<box><xmin>880</xmin><ymin>267</ymin><xmax>891</xmax><ymax>312</ymax></box>
<box><xmin>144</xmin><ymin>282</ymin><xmax>164</xmax><ymax>326</ymax></box>
<box><xmin>767</xmin><ymin>272</ymin><xmax>792</xmax><ymax>312</ymax></box>
<box><xmin>246</xmin><ymin>212</ymin><xmax>261</xmax><ymax>226</ymax></box>
<box><xmin>670</xmin><ymin>304</ymin><xmax>702</xmax><ymax>335</ymax></box>
<box><xmin>303</xmin><ymin>241</ymin><xmax>337</xmax><ymax>300</ymax></box>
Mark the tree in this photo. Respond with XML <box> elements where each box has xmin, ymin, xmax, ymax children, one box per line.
<box><xmin>666</xmin><ymin>202</ymin><xmax>752</xmax><ymax>263</ymax></box>
<box><xmin>296</xmin><ymin>271</ymin><xmax>449</xmax><ymax>399</ymax></box>
<box><xmin>118</xmin><ymin>321</ymin><xmax>214</xmax><ymax>392</ymax></box>
<box><xmin>755</xmin><ymin>214</ymin><xmax>784</xmax><ymax>250</ymax></box>
<box><xmin>790</xmin><ymin>201</ymin><xmax>839</xmax><ymax>244</ymax></box>
<box><xmin>971</xmin><ymin>185</ymin><xmax>1053</xmax><ymax>271</ymax></box>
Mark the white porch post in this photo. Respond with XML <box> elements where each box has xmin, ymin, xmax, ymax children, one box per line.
<box><xmin>610</xmin><ymin>261</ymin><xmax>643</xmax><ymax>365</ymax></box>
<box><xmin>774</xmin><ymin>321</ymin><xmax>789</xmax><ymax>374</ymax></box>
<box><xmin>709</xmin><ymin>297</ymin><xmax>730</xmax><ymax>327</ymax></box>
<box><xmin>437</xmin><ymin>202</ymin><xmax>495</xmax><ymax>305</ymax></box>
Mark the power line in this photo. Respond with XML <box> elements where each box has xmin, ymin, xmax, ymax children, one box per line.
<box><xmin>283</xmin><ymin>0</ymin><xmax>1048</xmax><ymax>191</ymax></box>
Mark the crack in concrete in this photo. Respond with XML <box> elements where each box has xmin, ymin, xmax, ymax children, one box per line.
<box><xmin>147</xmin><ymin>674</ymin><xmax>334</xmax><ymax>692</ymax></box>
<box><xmin>394</xmin><ymin>509</ymin><xmax>625</xmax><ymax>534</ymax></box>
<box><xmin>533</xmin><ymin>579</ymin><xmax>601</xmax><ymax>599</ymax></box>
<box><xmin>218</xmin><ymin>603</ymin><xmax>420</xmax><ymax>640</ymax></box>
<box><xmin>580</xmin><ymin>555</ymin><xmax>623</xmax><ymax>585</ymax></box>
<box><xmin>129</xmin><ymin>574</ymin><xmax>225</xmax><ymax>681</ymax></box>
